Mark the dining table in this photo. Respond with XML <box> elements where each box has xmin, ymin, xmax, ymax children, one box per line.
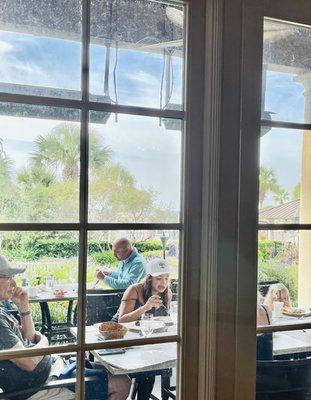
<box><xmin>71</xmin><ymin>321</ymin><xmax>178</xmax><ymax>400</ymax></box>
<box><xmin>27</xmin><ymin>284</ymin><xmax>78</xmax><ymax>332</ymax></box>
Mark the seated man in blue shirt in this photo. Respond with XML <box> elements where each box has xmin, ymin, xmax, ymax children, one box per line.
<box><xmin>95</xmin><ymin>238</ymin><xmax>146</xmax><ymax>290</ymax></box>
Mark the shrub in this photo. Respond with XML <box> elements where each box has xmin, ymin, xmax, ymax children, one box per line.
<box><xmin>134</xmin><ymin>241</ymin><xmax>162</xmax><ymax>253</ymax></box>
<box><xmin>0</xmin><ymin>232</ymin><xmax>164</xmax><ymax>261</ymax></box>
<box><xmin>141</xmin><ymin>250</ymin><xmax>163</xmax><ymax>260</ymax></box>
<box><xmin>258</xmin><ymin>240</ymin><xmax>283</xmax><ymax>262</ymax></box>
<box><xmin>258</xmin><ymin>261</ymin><xmax>298</xmax><ymax>306</ymax></box>
<box><xmin>91</xmin><ymin>251</ymin><xmax>118</xmax><ymax>266</ymax></box>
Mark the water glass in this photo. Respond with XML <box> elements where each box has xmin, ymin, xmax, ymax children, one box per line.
<box><xmin>46</xmin><ymin>275</ymin><xmax>55</xmax><ymax>290</ymax></box>
<box><xmin>273</xmin><ymin>301</ymin><xmax>284</xmax><ymax>318</ymax></box>
<box><xmin>140</xmin><ymin>313</ymin><xmax>154</xmax><ymax>337</ymax></box>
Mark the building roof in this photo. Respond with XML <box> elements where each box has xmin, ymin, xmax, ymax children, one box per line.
<box><xmin>259</xmin><ymin>199</ymin><xmax>300</xmax><ymax>223</ymax></box>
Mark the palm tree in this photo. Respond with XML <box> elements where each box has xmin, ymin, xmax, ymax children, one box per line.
<box><xmin>259</xmin><ymin>166</ymin><xmax>280</xmax><ymax>209</ymax></box>
<box><xmin>292</xmin><ymin>182</ymin><xmax>300</xmax><ymax>200</ymax></box>
<box><xmin>31</xmin><ymin>123</ymin><xmax>110</xmax><ymax>180</ymax></box>
<box><xmin>18</xmin><ymin>165</ymin><xmax>55</xmax><ymax>189</ymax></box>
<box><xmin>0</xmin><ymin>138</ymin><xmax>13</xmax><ymax>186</ymax></box>
<box><xmin>273</xmin><ymin>188</ymin><xmax>289</xmax><ymax>205</ymax></box>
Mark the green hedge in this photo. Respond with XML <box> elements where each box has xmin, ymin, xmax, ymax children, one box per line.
<box><xmin>91</xmin><ymin>251</ymin><xmax>118</xmax><ymax>266</ymax></box>
<box><xmin>1</xmin><ymin>233</ymin><xmax>163</xmax><ymax>261</ymax></box>
<box><xmin>258</xmin><ymin>261</ymin><xmax>298</xmax><ymax>306</ymax></box>
<box><xmin>134</xmin><ymin>241</ymin><xmax>162</xmax><ymax>253</ymax></box>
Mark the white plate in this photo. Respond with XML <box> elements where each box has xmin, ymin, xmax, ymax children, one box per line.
<box><xmin>126</xmin><ymin>320</ymin><xmax>166</xmax><ymax>332</ymax></box>
<box><xmin>154</xmin><ymin>316</ymin><xmax>174</xmax><ymax>325</ymax></box>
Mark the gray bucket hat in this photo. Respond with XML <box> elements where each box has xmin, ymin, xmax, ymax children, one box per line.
<box><xmin>0</xmin><ymin>255</ymin><xmax>26</xmax><ymax>277</ymax></box>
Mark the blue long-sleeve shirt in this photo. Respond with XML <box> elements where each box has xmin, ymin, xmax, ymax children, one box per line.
<box><xmin>105</xmin><ymin>248</ymin><xmax>146</xmax><ymax>290</ymax></box>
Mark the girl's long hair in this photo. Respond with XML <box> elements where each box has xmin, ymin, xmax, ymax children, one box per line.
<box><xmin>142</xmin><ymin>274</ymin><xmax>170</xmax><ymax>309</ymax></box>
<box><xmin>264</xmin><ymin>283</ymin><xmax>292</xmax><ymax>309</ymax></box>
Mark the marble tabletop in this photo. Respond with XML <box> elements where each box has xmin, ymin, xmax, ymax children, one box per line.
<box><xmin>71</xmin><ymin>324</ymin><xmax>178</xmax><ymax>375</ymax></box>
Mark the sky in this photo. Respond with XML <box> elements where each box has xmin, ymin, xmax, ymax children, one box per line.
<box><xmin>0</xmin><ymin>29</ymin><xmax>183</xmax><ymax>211</ymax></box>
<box><xmin>0</xmin><ymin>20</ymin><xmax>308</xmax><ymax>211</ymax></box>
<box><xmin>261</xmin><ymin>71</ymin><xmax>305</xmax><ymax>205</ymax></box>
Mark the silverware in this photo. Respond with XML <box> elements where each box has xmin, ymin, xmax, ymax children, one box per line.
<box><xmin>92</xmin><ymin>280</ymin><xmax>99</xmax><ymax>289</ymax></box>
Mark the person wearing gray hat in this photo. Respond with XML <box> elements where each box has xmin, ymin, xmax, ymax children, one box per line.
<box><xmin>0</xmin><ymin>255</ymin><xmax>130</xmax><ymax>399</ymax></box>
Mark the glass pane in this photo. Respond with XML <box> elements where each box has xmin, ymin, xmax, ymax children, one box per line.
<box><xmin>86</xmin><ymin>343</ymin><xmax>177</xmax><ymax>399</ymax></box>
<box><xmin>263</xmin><ymin>18</ymin><xmax>311</xmax><ymax>124</ymax></box>
<box><xmin>0</xmin><ymin>231</ymin><xmax>79</xmax><ymax>346</ymax></box>
<box><xmin>258</xmin><ymin>128</ymin><xmax>311</xmax><ymax>224</ymax></box>
<box><xmin>90</xmin><ymin>0</ymin><xmax>184</xmax><ymax>109</ymax></box>
<box><xmin>0</xmin><ymin>352</ymin><xmax>77</xmax><ymax>398</ymax></box>
<box><xmin>257</xmin><ymin>328</ymin><xmax>311</xmax><ymax>398</ymax></box>
<box><xmin>0</xmin><ymin>103</ymin><xmax>80</xmax><ymax>222</ymax></box>
<box><xmin>88</xmin><ymin>112</ymin><xmax>182</xmax><ymax>223</ymax></box>
<box><xmin>257</xmin><ymin>230</ymin><xmax>311</xmax><ymax>323</ymax></box>
<box><xmin>83</xmin><ymin>230</ymin><xmax>180</xmax><ymax>344</ymax></box>
<box><xmin>0</xmin><ymin>1</ymin><xmax>82</xmax><ymax>99</ymax></box>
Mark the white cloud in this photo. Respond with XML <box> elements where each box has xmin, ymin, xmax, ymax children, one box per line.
<box><xmin>0</xmin><ymin>40</ymin><xmax>12</xmax><ymax>54</ymax></box>
<box><xmin>124</xmin><ymin>70</ymin><xmax>158</xmax><ymax>85</ymax></box>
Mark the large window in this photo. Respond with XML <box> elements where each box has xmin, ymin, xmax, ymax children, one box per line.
<box><xmin>0</xmin><ymin>1</ymin><xmax>187</xmax><ymax>398</ymax></box>
<box><xmin>257</xmin><ymin>16</ymin><xmax>311</xmax><ymax>397</ymax></box>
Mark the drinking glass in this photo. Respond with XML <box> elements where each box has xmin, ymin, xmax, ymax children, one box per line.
<box><xmin>140</xmin><ymin>313</ymin><xmax>154</xmax><ymax>337</ymax></box>
<box><xmin>46</xmin><ymin>275</ymin><xmax>55</xmax><ymax>290</ymax></box>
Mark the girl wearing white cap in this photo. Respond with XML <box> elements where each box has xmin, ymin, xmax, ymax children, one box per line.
<box><xmin>117</xmin><ymin>258</ymin><xmax>172</xmax><ymax>323</ymax></box>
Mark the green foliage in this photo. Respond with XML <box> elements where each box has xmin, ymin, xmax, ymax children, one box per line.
<box><xmin>1</xmin><ymin>232</ymin><xmax>165</xmax><ymax>261</ymax></box>
<box><xmin>258</xmin><ymin>240</ymin><xmax>283</xmax><ymax>262</ymax></box>
<box><xmin>91</xmin><ymin>251</ymin><xmax>118</xmax><ymax>266</ymax></box>
<box><xmin>258</xmin><ymin>261</ymin><xmax>298</xmax><ymax>306</ymax></box>
<box><xmin>134</xmin><ymin>241</ymin><xmax>162</xmax><ymax>253</ymax></box>
<box><xmin>141</xmin><ymin>250</ymin><xmax>163</xmax><ymax>260</ymax></box>
<box><xmin>259</xmin><ymin>166</ymin><xmax>281</xmax><ymax>209</ymax></box>
<box><xmin>292</xmin><ymin>182</ymin><xmax>301</xmax><ymax>201</ymax></box>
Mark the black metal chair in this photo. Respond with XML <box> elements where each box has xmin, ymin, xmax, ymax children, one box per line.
<box><xmin>256</xmin><ymin>357</ymin><xmax>311</xmax><ymax>399</ymax></box>
<box><xmin>73</xmin><ymin>289</ymin><xmax>124</xmax><ymax>325</ymax></box>
<box><xmin>258</xmin><ymin>281</ymin><xmax>279</xmax><ymax>297</ymax></box>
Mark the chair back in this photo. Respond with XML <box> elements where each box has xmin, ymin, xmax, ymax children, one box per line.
<box><xmin>256</xmin><ymin>357</ymin><xmax>311</xmax><ymax>398</ymax></box>
<box><xmin>74</xmin><ymin>289</ymin><xmax>124</xmax><ymax>325</ymax></box>
<box><xmin>258</xmin><ymin>280</ymin><xmax>279</xmax><ymax>297</ymax></box>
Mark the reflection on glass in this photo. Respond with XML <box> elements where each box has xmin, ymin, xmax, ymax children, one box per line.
<box><xmin>0</xmin><ymin>1</ymin><xmax>82</xmax><ymax>99</ymax></box>
<box><xmin>88</xmin><ymin>112</ymin><xmax>182</xmax><ymax>223</ymax></box>
<box><xmin>90</xmin><ymin>0</ymin><xmax>184</xmax><ymax>109</ymax></box>
<box><xmin>0</xmin><ymin>231</ymin><xmax>78</xmax><ymax>345</ymax></box>
<box><xmin>263</xmin><ymin>18</ymin><xmax>311</xmax><ymax>124</ymax></box>
<box><xmin>0</xmin><ymin>103</ymin><xmax>80</xmax><ymax>222</ymax></box>
<box><xmin>259</xmin><ymin>128</ymin><xmax>304</xmax><ymax>223</ymax></box>
<box><xmin>85</xmin><ymin>230</ymin><xmax>179</xmax><ymax>343</ymax></box>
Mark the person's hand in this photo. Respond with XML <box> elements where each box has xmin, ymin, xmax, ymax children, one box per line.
<box><xmin>11</xmin><ymin>286</ymin><xmax>29</xmax><ymax>313</ymax></box>
<box><xmin>95</xmin><ymin>269</ymin><xmax>112</xmax><ymax>280</ymax></box>
<box><xmin>144</xmin><ymin>295</ymin><xmax>163</xmax><ymax>311</ymax></box>
<box><xmin>95</xmin><ymin>269</ymin><xmax>105</xmax><ymax>280</ymax></box>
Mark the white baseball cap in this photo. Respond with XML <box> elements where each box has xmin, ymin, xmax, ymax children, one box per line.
<box><xmin>147</xmin><ymin>258</ymin><xmax>170</xmax><ymax>277</ymax></box>
<box><xmin>0</xmin><ymin>255</ymin><xmax>26</xmax><ymax>277</ymax></box>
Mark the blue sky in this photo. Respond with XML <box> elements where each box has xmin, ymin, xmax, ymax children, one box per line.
<box><xmin>0</xmin><ymin>30</ymin><xmax>182</xmax><ymax>211</ymax></box>
<box><xmin>0</xmin><ymin>27</ymin><xmax>307</xmax><ymax>210</ymax></box>
<box><xmin>261</xmin><ymin>70</ymin><xmax>306</xmax><ymax>205</ymax></box>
